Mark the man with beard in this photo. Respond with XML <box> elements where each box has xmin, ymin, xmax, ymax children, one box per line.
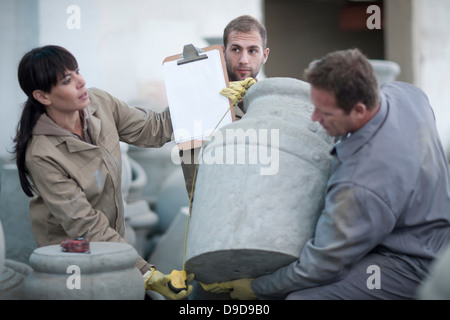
<box><xmin>180</xmin><ymin>15</ymin><xmax>270</xmax><ymax>197</ymax></box>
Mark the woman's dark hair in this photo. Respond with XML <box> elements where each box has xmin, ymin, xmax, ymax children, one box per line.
<box><xmin>13</xmin><ymin>45</ymin><xmax>78</xmax><ymax>197</ymax></box>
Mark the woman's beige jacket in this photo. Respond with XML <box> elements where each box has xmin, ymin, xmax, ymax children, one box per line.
<box><xmin>25</xmin><ymin>87</ymin><xmax>173</xmax><ymax>273</ymax></box>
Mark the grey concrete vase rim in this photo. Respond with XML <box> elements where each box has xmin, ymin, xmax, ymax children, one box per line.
<box><xmin>243</xmin><ymin>77</ymin><xmax>311</xmax><ymax>113</ymax></box>
<box><xmin>28</xmin><ymin>242</ymin><xmax>138</xmax><ymax>274</ymax></box>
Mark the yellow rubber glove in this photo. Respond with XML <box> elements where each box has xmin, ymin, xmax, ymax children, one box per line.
<box><xmin>220</xmin><ymin>77</ymin><xmax>256</xmax><ymax>107</ymax></box>
<box><xmin>201</xmin><ymin>278</ymin><xmax>257</xmax><ymax>300</ymax></box>
<box><xmin>143</xmin><ymin>267</ymin><xmax>194</xmax><ymax>300</ymax></box>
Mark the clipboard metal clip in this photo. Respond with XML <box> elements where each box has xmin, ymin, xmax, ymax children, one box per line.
<box><xmin>177</xmin><ymin>44</ymin><xmax>208</xmax><ymax>65</ymax></box>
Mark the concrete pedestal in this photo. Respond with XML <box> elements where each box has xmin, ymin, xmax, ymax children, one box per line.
<box><xmin>185</xmin><ymin>78</ymin><xmax>334</xmax><ymax>283</ymax></box>
<box><xmin>24</xmin><ymin>242</ymin><xmax>145</xmax><ymax>300</ymax></box>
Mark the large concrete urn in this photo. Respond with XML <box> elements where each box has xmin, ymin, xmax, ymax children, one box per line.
<box><xmin>24</xmin><ymin>242</ymin><xmax>145</xmax><ymax>300</ymax></box>
<box><xmin>0</xmin><ymin>219</ymin><xmax>27</xmax><ymax>299</ymax></box>
<box><xmin>185</xmin><ymin>77</ymin><xmax>334</xmax><ymax>283</ymax></box>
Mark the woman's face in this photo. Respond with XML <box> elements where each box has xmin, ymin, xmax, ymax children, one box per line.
<box><xmin>36</xmin><ymin>68</ymin><xmax>90</xmax><ymax>113</ymax></box>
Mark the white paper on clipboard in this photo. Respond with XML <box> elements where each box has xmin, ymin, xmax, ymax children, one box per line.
<box><xmin>162</xmin><ymin>47</ymin><xmax>233</xmax><ymax>148</ymax></box>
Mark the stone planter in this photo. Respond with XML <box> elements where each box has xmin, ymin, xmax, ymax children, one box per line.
<box><xmin>185</xmin><ymin>77</ymin><xmax>334</xmax><ymax>283</ymax></box>
<box><xmin>24</xmin><ymin>242</ymin><xmax>145</xmax><ymax>300</ymax></box>
<box><xmin>369</xmin><ymin>59</ymin><xmax>401</xmax><ymax>85</ymax></box>
<box><xmin>417</xmin><ymin>243</ymin><xmax>450</xmax><ymax>299</ymax></box>
<box><xmin>0</xmin><ymin>163</ymin><xmax>37</xmax><ymax>264</ymax></box>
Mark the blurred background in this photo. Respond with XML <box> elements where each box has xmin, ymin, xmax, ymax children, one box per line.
<box><xmin>1</xmin><ymin>0</ymin><xmax>450</xmax><ymax>160</ymax></box>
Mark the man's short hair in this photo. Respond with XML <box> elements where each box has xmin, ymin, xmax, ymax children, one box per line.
<box><xmin>304</xmin><ymin>48</ymin><xmax>380</xmax><ymax>114</ymax></box>
<box><xmin>223</xmin><ymin>15</ymin><xmax>267</xmax><ymax>49</ymax></box>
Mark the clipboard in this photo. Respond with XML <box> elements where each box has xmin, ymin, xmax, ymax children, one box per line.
<box><xmin>162</xmin><ymin>44</ymin><xmax>235</xmax><ymax>150</ymax></box>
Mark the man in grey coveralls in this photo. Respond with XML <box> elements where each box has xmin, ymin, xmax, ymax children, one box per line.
<box><xmin>204</xmin><ymin>48</ymin><xmax>450</xmax><ymax>299</ymax></box>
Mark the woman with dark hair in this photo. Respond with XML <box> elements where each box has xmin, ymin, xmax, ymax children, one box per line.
<box><xmin>13</xmin><ymin>45</ymin><xmax>192</xmax><ymax>299</ymax></box>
